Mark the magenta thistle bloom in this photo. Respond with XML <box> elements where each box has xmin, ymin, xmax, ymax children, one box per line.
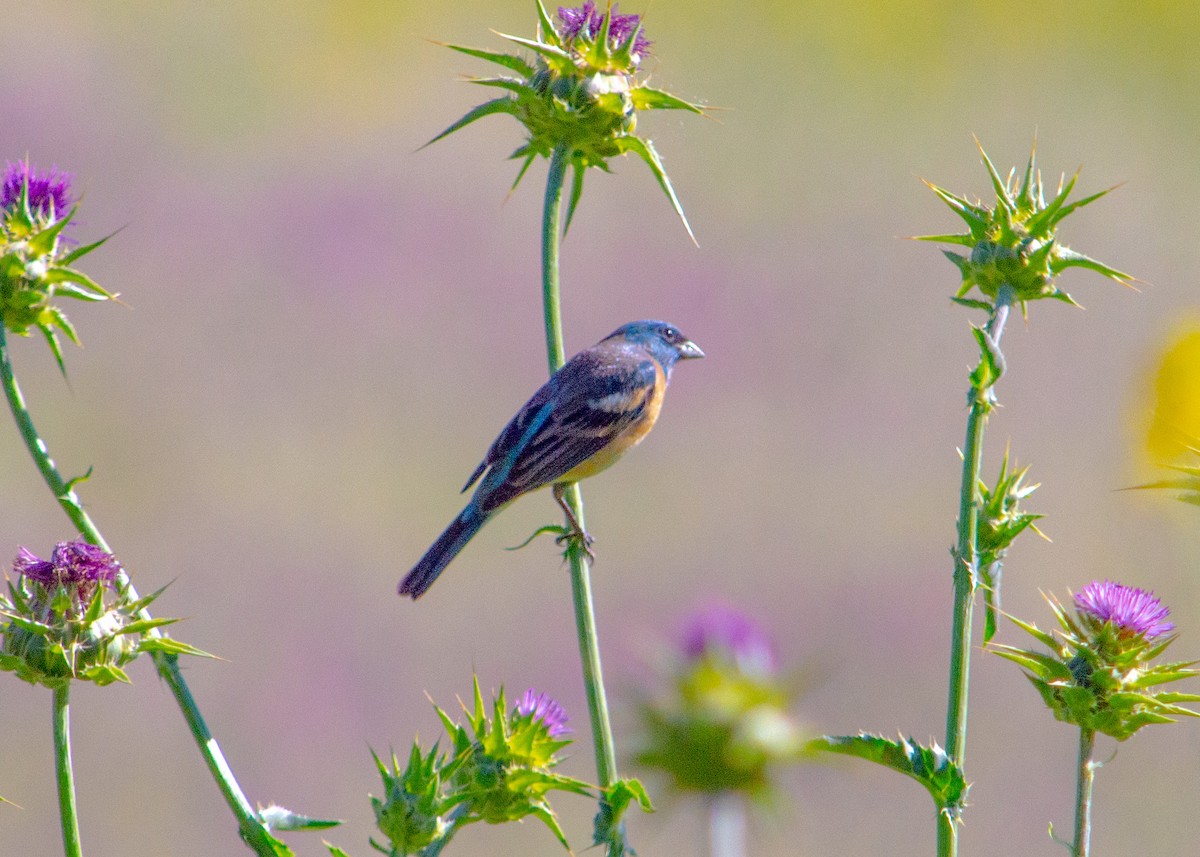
<box><xmin>515</xmin><ymin>688</ymin><xmax>571</xmax><ymax>737</ymax></box>
<box><xmin>1074</xmin><ymin>580</ymin><xmax>1174</xmax><ymax>640</ymax></box>
<box><xmin>681</xmin><ymin>602</ymin><xmax>776</xmax><ymax>676</ymax></box>
<box><xmin>14</xmin><ymin>540</ymin><xmax>120</xmax><ymax>617</ymax></box>
<box><xmin>2</xmin><ymin>161</ymin><xmax>73</xmax><ymax>220</ymax></box>
<box><xmin>557</xmin><ymin>2</ymin><xmax>651</xmax><ymax>57</ymax></box>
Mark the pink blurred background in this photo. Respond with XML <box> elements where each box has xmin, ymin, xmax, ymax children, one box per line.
<box><xmin>3</xmin><ymin>1</ymin><xmax>1200</xmax><ymax>855</ymax></box>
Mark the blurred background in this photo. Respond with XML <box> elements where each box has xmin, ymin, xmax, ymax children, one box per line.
<box><xmin>3</xmin><ymin>1</ymin><xmax>1200</xmax><ymax>854</ymax></box>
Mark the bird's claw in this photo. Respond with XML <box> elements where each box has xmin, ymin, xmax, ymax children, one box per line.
<box><xmin>555</xmin><ymin>527</ymin><xmax>595</xmax><ymax>562</ymax></box>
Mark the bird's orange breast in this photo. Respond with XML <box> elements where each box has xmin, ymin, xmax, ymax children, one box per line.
<box><xmin>556</xmin><ymin>361</ymin><xmax>667</xmax><ymax>483</ymax></box>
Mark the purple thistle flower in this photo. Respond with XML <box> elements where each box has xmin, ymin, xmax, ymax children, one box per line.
<box><xmin>557</xmin><ymin>2</ymin><xmax>651</xmax><ymax>57</ymax></box>
<box><xmin>515</xmin><ymin>688</ymin><xmax>571</xmax><ymax>737</ymax></box>
<box><xmin>14</xmin><ymin>540</ymin><xmax>120</xmax><ymax>614</ymax></box>
<box><xmin>681</xmin><ymin>602</ymin><xmax>777</xmax><ymax>676</ymax></box>
<box><xmin>1074</xmin><ymin>580</ymin><xmax>1175</xmax><ymax>640</ymax></box>
<box><xmin>2</xmin><ymin>161</ymin><xmax>73</xmax><ymax>220</ymax></box>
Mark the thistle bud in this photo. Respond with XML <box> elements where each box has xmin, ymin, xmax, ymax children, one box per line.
<box><xmin>917</xmin><ymin>140</ymin><xmax>1134</xmax><ymax>312</ymax></box>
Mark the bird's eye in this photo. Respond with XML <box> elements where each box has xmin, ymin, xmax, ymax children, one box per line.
<box><xmin>663</xmin><ymin>327</ymin><xmax>678</xmax><ymax>340</ymax></box>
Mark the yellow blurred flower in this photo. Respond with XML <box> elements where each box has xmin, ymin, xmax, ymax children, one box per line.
<box><xmin>1145</xmin><ymin>321</ymin><xmax>1200</xmax><ymax>463</ymax></box>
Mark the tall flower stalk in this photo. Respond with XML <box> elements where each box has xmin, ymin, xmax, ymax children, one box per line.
<box><xmin>914</xmin><ymin>141</ymin><xmax>1134</xmax><ymax>856</ymax></box>
<box><xmin>0</xmin><ymin>162</ymin><xmax>308</xmax><ymax>855</ymax></box>
<box><xmin>52</xmin><ymin>684</ymin><xmax>81</xmax><ymax>857</ymax></box>
<box><xmin>428</xmin><ymin>5</ymin><xmax>704</xmax><ymax>853</ymax></box>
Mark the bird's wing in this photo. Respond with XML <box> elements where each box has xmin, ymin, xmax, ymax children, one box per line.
<box><xmin>474</xmin><ymin>349</ymin><xmax>659</xmax><ymax>510</ymax></box>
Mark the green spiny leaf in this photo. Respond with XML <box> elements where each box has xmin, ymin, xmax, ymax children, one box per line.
<box><xmin>423</xmin><ymin>98</ymin><xmax>520</xmax><ymax>149</ymax></box>
<box><xmin>613</xmin><ymin>134</ymin><xmax>696</xmax><ymax>245</ymax></box>
<box><xmin>630</xmin><ymin>87</ymin><xmax>704</xmax><ymax>113</ymax></box>
<box><xmin>563</xmin><ymin>161</ymin><xmax>586</xmax><ymax>236</ymax></box>
<box><xmin>441</xmin><ymin>42</ymin><xmax>535</xmax><ymax>77</ymax></box>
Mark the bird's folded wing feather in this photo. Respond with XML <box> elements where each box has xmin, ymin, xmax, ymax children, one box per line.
<box><xmin>474</xmin><ymin>351</ymin><xmax>658</xmax><ymax>510</ymax></box>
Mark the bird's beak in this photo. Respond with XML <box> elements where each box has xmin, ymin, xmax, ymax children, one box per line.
<box><xmin>677</xmin><ymin>339</ymin><xmax>705</xmax><ymax>360</ymax></box>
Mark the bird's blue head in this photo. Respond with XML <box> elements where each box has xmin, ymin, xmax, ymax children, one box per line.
<box><xmin>604</xmin><ymin>320</ymin><xmax>705</xmax><ymax>371</ymax></box>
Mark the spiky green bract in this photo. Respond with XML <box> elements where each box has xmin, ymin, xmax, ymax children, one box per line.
<box><xmin>977</xmin><ymin>450</ymin><xmax>1044</xmax><ymax>644</ymax></box>
<box><xmin>0</xmin><ymin>550</ymin><xmax>212</xmax><ymax>689</ymax></box>
<box><xmin>369</xmin><ymin>745</ymin><xmax>455</xmax><ymax>856</ymax></box>
<box><xmin>592</xmin><ymin>778</ymin><xmax>653</xmax><ymax>857</ymax></box>
<box><xmin>811</xmin><ymin>733</ymin><xmax>968</xmax><ymax>822</ymax></box>
<box><xmin>992</xmin><ymin>590</ymin><xmax>1200</xmax><ymax>741</ymax></box>
<box><xmin>0</xmin><ymin>172</ymin><xmax>115</xmax><ymax>376</ymax></box>
<box><xmin>636</xmin><ymin>649</ymin><xmax>804</xmax><ymax>801</ymax></box>
<box><xmin>428</xmin><ymin>1</ymin><xmax>704</xmax><ymax>241</ymax></box>
<box><xmin>916</xmin><ymin>139</ymin><xmax>1134</xmax><ymax>314</ymax></box>
<box><xmin>258</xmin><ymin>805</ymin><xmax>341</xmax><ymax>833</ymax></box>
<box><xmin>1132</xmin><ymin>441</ymin><xmax>1200</xmax><ymax>507</ymax></box>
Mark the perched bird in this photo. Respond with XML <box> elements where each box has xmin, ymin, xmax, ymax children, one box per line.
<box><xmin>399</xmin><ymin>319</ymin><xmax>704</xmax><ymax>599</ymax></box>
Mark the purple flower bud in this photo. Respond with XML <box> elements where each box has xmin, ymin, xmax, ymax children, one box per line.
<box><xmin>2</xmin><ymin>161</ymin><xmax>73</xmax><ymax>220</ymax></box>
<box><xmin>557</xmin><ymin>2</ymin><xmax>651</xmax><ymax>57</ymax></box>
<box><xmin>515</xmin><ymin>688</ymin><xmax>571</xmax><ymax>737</ymax></box>
<box><xmin>681</xmin><ymin>602</ymin><xmax>776</xmax><ymax>676</ymax></box>
<box><xmin>1074</xmin><ymin>580</ymin><xmax>1174</xmax><ymax>640</ymax></box>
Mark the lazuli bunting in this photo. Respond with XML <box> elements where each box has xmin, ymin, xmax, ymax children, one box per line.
<box><xmin>399</xmin><ymin>319</ymin><xmax>704</xmax><ymax>599</ymax></box>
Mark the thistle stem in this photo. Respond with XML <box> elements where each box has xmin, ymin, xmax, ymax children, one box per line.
<box><xmin>938</xmin><ymin>285</ymin><xmax>1014</xmax><ymax>857</ymax></box>
<box><xmin>541</xmin><ymin>142</ymin><xmax>622</xmax><ymax>835</ymax></box>
<box><xmin>53</xmin><ymin>684</ymin><xmax>82</xmax><ymax>857</ymax></box>
<box><xmin>708</xmin><ymin>792</ymin><xmax>746</xmax><ymax>857</ymax></box>
<box><xmin>1073</xmin><ymin>728</ymin><xmax>1096</xmax><ymax>857</ymax></box>
<box><xmin>0</xmin><ymin>325</ymin><xmax>279</xmax><ymax>855</ymax></box>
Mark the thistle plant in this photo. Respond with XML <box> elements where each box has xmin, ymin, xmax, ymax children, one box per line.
<box><xmin>356</xmin><ymin>680</ymin><xmax>597</xmax><ymax>857</ymax></box>
<box><xmin>918</xmin><ymin>139</ymin><xmax>1133</xmax><ymax>857</ymax></box>
<box><xmin>0</xmin><ymin>540</ymin><xmax>211</xmax><ymax>857</ymax></box>
<box><xmin>637</xmin><ymin>604</ymin><xmax>804</xmax><ymax>857</ymax></box>
<box><xmin>811</xmin><ymin>140</ymin><xmax>1134</xmax><ymax>857</ymax></box>
<box><xmin>992</xmin><ymin>582</ymin><xmax>1200</xmax><ymax>856</ymax></box>
<box><xmin>426</xmin><ymin>6</ymin><xmax>705</xmax><ymax>854</ymax></box>
<box><xmin>0</xmin><ymin>161</ymin><xmax>330</xmax><ymax>855</ymax></box>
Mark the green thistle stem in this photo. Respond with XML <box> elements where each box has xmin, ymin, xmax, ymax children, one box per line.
<box><xmin>53</xmin><ymin>683</ymin><xmax>82</xmax><ymax>857</ymax></box>
<box><xmin>0</xmin><ymin>325</ymin><xmax>279</xmax><ymax>856</ymax></box>
<box><xmin>708</xmin><ymin>792</ymin><xmax>746</xmax><ymax>857</ymax></box>
<box><xmin>541</xmin><ymin>142</ymin><xmax>622</xmax><ymax>835</ymax></box>
<box><xmin>1073</xmin><ymin>728</ymin><xmax>1096</xmax><ymax>857</ymax></box>
<box><xmin>939</xmin><ymin>285</ymin><xmax>1013</xmax><ymax>857</ymax></box>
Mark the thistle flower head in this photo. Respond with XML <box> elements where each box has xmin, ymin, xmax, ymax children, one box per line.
<box><xmin>637</xmin><ymin>604</ymin><xmax>803</xmax><ymax>799</ymax></box>
<box><xmin>427</xmin><ymin>1</ymin><xmax>704</xmax><ymax>241</ymax></box>
<box><xmin>917</xmin><ymin>139</ymin><xmax>1135</xmax><ymax>312</ymax></box>
<box><xmin>0</xmin><ymin>539</ymin><xmax>211</xmax><ymax>689</ymax></box>
<box><xmin>2</xmin><ymin>161</ymin><xmax>73</xmax><ymax>222</ymax></box>
<box><xmin>394</xmin><ymin>678</ymin><xmax>590</xmax><ymax>851</ymax></box>
<box><xmin>1074</xmin><ymin>580</ymin><xmax>1174</xmax><ymax>641</ymax></box>
<box><xmin>515</xmin><ymin>688</ymin><xmax>571</xmax><ymax>738</ymax></box>
<box><xmin>681</xmin><ymin>602</ymin><xmax>777</xmax><ymax>678</ymax></box>
<box><xmin>0</xmin><ymin>159</ymin><xmax>114</xmax><ymax>375</ymax></box>
<box><xmin>556</xmin><ymin>2</ymin><xmax>651</xmax><ymax>64</ymax></box>
<box><xmin>13</xmin><ymin>540</ymin><xmax>120</xmax><ymax>620</ymax></box>
<box><xmin>992</xmin><ymin>582</ymin><xmax>1200</xmax><ymax>741</ymax></box>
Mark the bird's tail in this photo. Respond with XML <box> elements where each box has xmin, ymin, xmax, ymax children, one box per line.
<box><xmin>399</xmin><ymin>504</ymin><xmax>489</xmax><ymax>599</ymax></box>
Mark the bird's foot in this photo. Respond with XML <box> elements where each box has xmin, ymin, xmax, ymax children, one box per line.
<box><xmin>555</xmin><ymin>526</ymin><xmax>595</xmax><ymax>563</ymax></box>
